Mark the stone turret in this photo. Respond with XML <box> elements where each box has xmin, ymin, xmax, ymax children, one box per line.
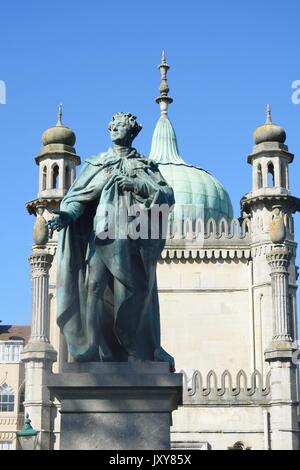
<box><xmin>241</xmin><ymin>106</ymin><xmax>300</xmax><ymax>449</ymax></box>
<box><xmin>22</xmin><ymin>107</ymin><xmax>81</xmax><ymax>449</ymax></box>
<box><xmin>241</xmin><ymin>105</ymin><xmax>300</xmax><ymax>243</ymax></box>
<box><xmin>38</xmin><ymin>104</ymin><xmax>79</xmax><ymax>198</ymax></box>
<box><xmin>26</xmin><ymin>105</ymin><xmax>81</xmax><ymax>217</ymax></box>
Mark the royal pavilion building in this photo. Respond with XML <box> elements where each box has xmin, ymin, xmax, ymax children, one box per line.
<box><xmin>0</xmin><ymin>52</ymin><xmax>299</xmax><ymax>450</ymax></box>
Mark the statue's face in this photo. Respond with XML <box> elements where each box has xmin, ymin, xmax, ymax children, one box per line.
<box><xmin>109</xmin><ymin>118</ymin><xmax>132</xmax><ymax>146</ymax></box>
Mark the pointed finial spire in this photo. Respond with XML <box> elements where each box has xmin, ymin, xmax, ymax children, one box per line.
<box><xmin>156</xmin><ymin>50</ymin><xmax>173</xmax><ymax>117</ymax></box>
<box><xmin>56</xmin><ymin>103</ymin><xmax>63</xmax><ymax>127</ymax></box>
<box><xmin>266</xmin><ymin>104</ymin><xmax>272</xmax><ymax>124</ymax></box>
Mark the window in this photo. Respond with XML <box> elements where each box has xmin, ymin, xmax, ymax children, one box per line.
<box><xmin>65</xmin><ymin>165</ymin><xmax>71</xmax><ymax>189</ymax></box>
<box><xmin>42</xmin><ymin>166</ymin><xmax>47</xmax><ymax>190</ymax></box>
<box><xmin>0</xmin><ymin>384</ymin><xmax>15</xmax><ymax>412</ymax></box>
<box><xmin>0</xmin><ymin>441</ymin><xmax>13</xmax><ymax>450</ymax></box>
<box><xmin>257</xmin><ymin>164</ymin><xmax>262</xmax><ymax>189</ymax></box>
<box><xmin>0</xmin><ymin>341</ymin><xmax>24</xmax><ymax>363</ymax></box>
<box><xmin>52</xmin><ymin>164</ymin><xmax>59</xmax><ymax>189</ymax></box>
<box><xmin>267</xmin><ymin>162</ymin><xmax>274</xmax><ymax>187</ymax></box>
<box><xmin>280</xmin><ymin>162</ymin><xmax>286</xmax><ymax>188</ymax></box>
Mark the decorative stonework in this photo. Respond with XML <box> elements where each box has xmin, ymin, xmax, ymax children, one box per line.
<box><xmin>161</xmin><ymin>247</ymin><xmax>251</xmax><ymax>261</ymax></box>
<box><xmin>241</xmin><ymin>194</ymin><xmax>300</xmax><ymax>215</ymax></box>
<box><xmin>267</xmin><ymin>249</ymin><xmax>291</xmax><ymax>273</ymax></box>
<box><xmin>167</xmin><ymin>217</ymin><xmax>251</xmax><ymax>241</ymax></box>
<box><xmin>0</xmin><ymin>417</ymin><xmax>18</xmax><ymax>425</ymax></box>
<box><xmin>0</xmin><ymin>432</ymin><xmax>15</xmax><ymax>440</ymax></box>
<box><xmin>182</xmin><ymin>369</ymin><xmax>271</xmax><ymax>404</ymax></box>
<box><xmin>26</xmin><ymin>197</ymin><xmax>62</xmax><ymax>216</ymax></box>
<box><xmin>252</xmin><ymin>242</ymin><xmax>296</xmax><ymax>258</ymax></box>
<box><xmin>269</xmin><ymin>208</ymin><xmax>286</xmax><ymax>244</ymax></box>
<box><xmin>33</xmin><ymin>206</ymin><xmax>49</xmax><ymax>245</ymax></box>
<box><xmin>29</xmin><ymin>251</ymin><xmax>53</xmax><ymax>278</ymax></box>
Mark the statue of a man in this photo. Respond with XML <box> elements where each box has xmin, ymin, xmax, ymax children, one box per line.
<box><xmin>48</xmin><ymin>112</ymin><xmax>175</xmax><ymax>370</ymax></box>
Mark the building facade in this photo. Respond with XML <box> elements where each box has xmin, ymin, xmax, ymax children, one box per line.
<box><xmin>0</xmin><ymin>325</ymin><xmax>30</xmax><ymax>449</ymax></box>
<box><xmin>1</xmin><ymin>54</ymin><xmax>299</xmax><ymax>450</ymax></box>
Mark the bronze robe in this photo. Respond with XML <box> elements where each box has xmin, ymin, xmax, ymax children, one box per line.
<box><xmin>56</xmin><ymin>147</ymin><xmax>175</xmax><ymax>366</ymax></box>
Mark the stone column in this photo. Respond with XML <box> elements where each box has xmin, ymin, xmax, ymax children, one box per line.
<box><xmin>21</xmin><ymin>207</ymin><xmax>57</xmax><ymax>450</ymax></box>
<box><xmin>265</xmin><ymin>245</ymin><xmax>299</xmax><ymax>450</ymax></box>
<box><xmin>29</xmin><ymin>250</ymin><xmax>53</xmax><ymax>342</ymax></box>
<box><xmin>266</xmin><ymin>246</ymin><xmax>292</xmax><ymax>343</ymax></box>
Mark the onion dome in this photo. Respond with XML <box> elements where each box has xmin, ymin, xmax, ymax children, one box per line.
<box><xmin>149</xmin><ymin>51</ymin><xmax>233</xmax><ymax>224</ymax></box>
<box><xmin>253</xmin><ymin>104</ymin><xmax>286</xmax><ymax>145</ymax></box>
<box><xmin>42</xmin><ymin>104</ymin><xmax>76</xmax><ymax>147</ymax></box>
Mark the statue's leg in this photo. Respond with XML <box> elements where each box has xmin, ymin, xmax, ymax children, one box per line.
<box><xmin>83</xmin><ymin>248</ymin><xmax>113</xmax><ymax>361</ymax></box>
<box><xmin>113</xmin><ymin>260</ymin><xmax>156</xmax><ymax>360</ymax></box>
<box><xmin>113</xmin><ymin>262</ymin><xmax>175</xmax><ymax>370</ymax></box>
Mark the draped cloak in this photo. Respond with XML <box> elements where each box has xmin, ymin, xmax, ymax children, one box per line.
<box><xmin>56</xmin><ymin>147</ymin><xmax>175</xmax><ymax>363</ymax></box>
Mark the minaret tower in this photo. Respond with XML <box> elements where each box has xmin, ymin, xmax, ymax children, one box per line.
<box><xmin>241</xmin><ymin>104</ymin><xmax>299</xmax><ymax>243</ymax></box>
<box><xmin>23</xmin><ymin>108</ymin><xmax>81</xmax><ymax>449</ymax></box>
<box><xmin>26</xmin><ymin>105</ymin><xmax>81</xmax><ymax>368</ymax></box>
<box><xmin>241</xmin><ymin>105</ymin><xmax>300</xmax><ymax>450</ymax></box>
<box><xmin>38</xmin><ymin>104</ymin><xmax>80</xmax><ymax>198</ymax></box>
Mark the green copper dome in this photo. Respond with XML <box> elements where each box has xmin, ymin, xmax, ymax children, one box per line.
<box><xmin>149</xmin><ymin>115</ymin><xmax>233</xmax><ymax>224</ymax></box>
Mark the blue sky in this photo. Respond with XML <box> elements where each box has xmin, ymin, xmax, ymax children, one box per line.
<box><xmin>0</xmin><ymin>0</ymin><xmax>300</xmax><ymax>325</ymax></box>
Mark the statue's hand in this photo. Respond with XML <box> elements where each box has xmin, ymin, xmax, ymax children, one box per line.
<box><xmin>113</xmin><ymin>175</ymin><xmax>135</xmax><ymax>192</ymax></box>
<box><xmin>47</xmin><ymin>210</ymin><xmax>73</xmax><ymax>232</ymax></box>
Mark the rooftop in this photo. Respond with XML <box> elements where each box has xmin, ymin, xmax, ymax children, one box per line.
<box><xmin>0</xmin><ymin>325</ymin><xmax>31</xmax><ymax>343</ymax></box>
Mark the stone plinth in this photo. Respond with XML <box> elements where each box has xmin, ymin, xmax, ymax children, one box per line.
<box><xmin>47</xmin><ymin>362</ymin><xmax>183</xmax><ymax>450</ymax></box>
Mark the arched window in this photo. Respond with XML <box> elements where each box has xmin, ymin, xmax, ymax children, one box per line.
<box><xmin>42</xmin><ymin>166</ymin><xmax>47</xmax><ymax>191</ymax></box>
<box><xmin>65</xmin><ymin>165</ymin><xmax>71</xmax><ymax>189</ymax></box>
<box><xmin>267</xmin><ymin>162</ymin><xmax>274</xmax><ymax>187</ymax></box>
<box><xmin>257</xmin><ymin>164</ymin><xmax>263</xmax><ymax>189</ymax></box>
<box><xmin>19</xmin><ymin>382</ymin><xmax>25</xmax><ymax>413</ymax></box>
<box><xmin>0</xmin><ymin>383</ymin><xmax>15</xmax><ymax>412</ymax></box>
<box><xmin>52</xmin><ymin>164</ymin><xmax>59</xmax><ymax>189</ymax></box>
<box><xmin>280</xmin><ymin>162</ymin><xmax>286</xmax><ymax>188</ymax></box>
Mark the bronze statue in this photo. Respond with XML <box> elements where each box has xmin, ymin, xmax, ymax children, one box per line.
<box><xmin>48</xmin><ymin>112</ymin><xmax>175</xmax><ymax>370</ymax></box>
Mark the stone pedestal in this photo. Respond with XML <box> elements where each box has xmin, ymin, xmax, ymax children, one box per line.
<box><xmin>47</xmin><ymin>362</ymin><xmax>183</xmax><ymax>450</ymax></box>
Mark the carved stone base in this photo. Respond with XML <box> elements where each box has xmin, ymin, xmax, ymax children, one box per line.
<box><xmin>264</xmin><ymin>340</ymin><xmax>296</xmax><ymax>363</ymax></box>
<box><xmin>47</xmin><ymin>362</ymin><xmax>183</xmax><ymax>450</ymax></box>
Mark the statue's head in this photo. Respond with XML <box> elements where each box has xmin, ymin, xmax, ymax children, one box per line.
<box><xmin>108</xmin><ymin>112</ymin><xmax>142</xmax><ymax>147</ymax></box>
